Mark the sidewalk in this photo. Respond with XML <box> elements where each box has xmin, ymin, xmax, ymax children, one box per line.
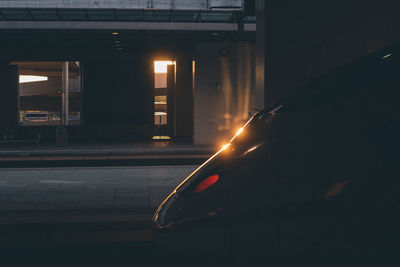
<box><xmin>0</xmin><ymin>142</ymin><xmax>215</xmax><ymax>166</ymax></box>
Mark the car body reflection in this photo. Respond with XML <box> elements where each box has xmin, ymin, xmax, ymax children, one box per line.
<box><xmin>152</xmin><ymin>44</ymin><xmax>400</xmax><ymax>266</ymax></box>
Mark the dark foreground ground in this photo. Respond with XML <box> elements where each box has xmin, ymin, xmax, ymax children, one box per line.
<box><xmin>0</xmin><ymin>142</ymin><xmax>221</xmax><ymax>267</ymax></box>
<box><xmin>0</xmin><ymin>165</ymin><xmax>206</xmax><ymax>267</ymax></box>
<box><xmin>2</xmin><ymin>241</ymin><xmax>241</xmax><ymax>267</ymax></box>
<box><xmin>3</xmin><ymin>242</ymin><xmax>161</xmax><ymax>267</ymax></box>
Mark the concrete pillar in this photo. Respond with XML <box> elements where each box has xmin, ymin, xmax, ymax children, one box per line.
<box><xmin>167</xmin><ymin>64</ymin><xmax>176</xmax><ymax>137</ymax></box>
<box><xmin>57</xmin><ymin>61</ymin><xmax>69</xmax><ymax>146</ymax></box>
<box><xmin>62</xmin><ymin>61</ymin><xmax>69</xmax><ymax>126</ymax></box>
<box><xmin>255</xmin><ymin>0</ymin><xmax>265</xmax><ymax>108</ymax></box>
<box><xmin>175</xmin><ymin>54</ymin><xmax>194</xmax><ymax>139</ymax></box>
<box><xmin>0</xmin><ymin>64</ymin><xmax>18</xmax><ymax>139</ymax></box>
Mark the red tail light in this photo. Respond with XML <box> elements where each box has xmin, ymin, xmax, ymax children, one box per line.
<box><xmin>195</xmin><ymin>174</ymin><xmax>219</xmax><ymax>193</ymax></box>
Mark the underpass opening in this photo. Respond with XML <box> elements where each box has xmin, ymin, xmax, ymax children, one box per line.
<box><xmin>12</xmin><ymin>61</ymin><xmax>82</xmax><ymax>128</ymax></box>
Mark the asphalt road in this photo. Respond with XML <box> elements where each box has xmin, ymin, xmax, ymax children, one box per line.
<box><xmin>2</xmin><ymin>241</ymin><xmax>230</xmax><ymax>267</ymax></box>
<box><xmin>0</xmin><ymin>165</ymin><xmax>204</xmax><ymax>267</ymax></box>
<box><xmin>0</xmin><ymin>166</ymin><xmax>197</xmax><ymax>225</ymax></box>
<box><xmin>2</xmin><ymin>242</ymin><xmax>162</xmax><ymax>267</ymax></box>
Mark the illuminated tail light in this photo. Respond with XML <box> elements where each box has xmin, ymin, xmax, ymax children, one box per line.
<box><xmin>195</xmin><ymin>174</ymin><xmax>219</xmax><ymax>193</ymax></box>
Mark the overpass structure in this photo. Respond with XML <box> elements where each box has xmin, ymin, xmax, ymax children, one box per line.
<box><xmin>0</xmin><ymin>8</ymin><xmax>255</xmax><ymax>31</ymax></box>
<box><xmin>0</xmin><ymin>0</ymin><xmax>243</xmax><ymax>9</ymax></box>
<box><xmin>0</xmin><ymin>0</ymin><xmax>254</xmax><ymax>30</ymax></box>
<box><xmin>0</xmin><ymin>0</ymin><xmax>257</xmax><ymax>146</ymax></box>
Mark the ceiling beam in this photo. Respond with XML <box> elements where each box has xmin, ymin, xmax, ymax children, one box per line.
<box><xmin>0</xmin><ymin>21</ymin><xmax>256</xmax><ymax>31</ymax></box>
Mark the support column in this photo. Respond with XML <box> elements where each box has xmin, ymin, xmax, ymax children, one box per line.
<box><xmin>62</xmin><ymin>61</ymin><xmax>69</xmax><ymax>127</ymax></box>
<box><xmin>167</xmin><ymin>64</ymin><xmax>176</xmax><ymax>138</ymax></box>
<box><xmin>175</xmin><ymin>55</ymin><xmax>194</xmax><ymax>140</ymax></box>
<box><xmin>57</xmin><ymin>61</ymin><xmax>69</xmax><ymax>146</ymax></box>
<box><xmin>0</xmin><ymin>64</ymin><xmax>18</xmax><ymax>139</ymax></box>
<box><xmin>255</xmin><ymin>0</ymin><xmax>265</xmax><ymax>109</ymax></box>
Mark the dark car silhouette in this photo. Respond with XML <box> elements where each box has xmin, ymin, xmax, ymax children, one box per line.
<box><xmin>152</xmin><ymin>44</ymin><xmax>400</xmax><ymax>266</ymax></box>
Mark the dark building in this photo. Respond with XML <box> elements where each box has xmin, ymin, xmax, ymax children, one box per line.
<box><xmin>256</xmin><ymin>0</ymin><xmax>400</xmax><ymax>107</ymax></box>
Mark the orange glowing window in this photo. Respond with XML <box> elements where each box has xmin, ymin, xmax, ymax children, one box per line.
<box><xmin>154</xmin><ymin>61</ymin><xmax>175</xmax><ymax>74</ymax></box>
<box><xmin>153</xmin><ymin>60</ymin><xmax>175</xmax><ymax>132</ymax></box>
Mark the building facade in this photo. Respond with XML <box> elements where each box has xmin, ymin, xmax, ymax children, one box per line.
<box><xmin>0</xmin><ymin>0</ymin><xmax>257</xmax><ymax>145</ymax></box>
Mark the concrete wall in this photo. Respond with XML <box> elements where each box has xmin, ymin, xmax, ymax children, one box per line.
<box><xmin>259</xmin><ymin>0</ymin><xmax>400</xmax><ymax>106</ymax></box>
<box><xmin>0</xmin><ymin>0</ymin><xmax>242</xmax><ymax>10</ymax></box>
<box><xmin>254</xmin><ymin>0</ymin><xmax>264</xmax><ymax>109</ymax></box>
<box><xmin>193</xmin><ymin>41</ymin><xmax>255</xmax><ymax>145</ymax></box>
<box><xmin>83</xmin><ymin>54</ymin><xmax>153</xmax><ymax>127</ymax></box>
<box><xmin>175</xmin><ymin>54</ymin><xmax>194</xmax><ymax>139</ymax></box>
<box><xmin>0</xmin><ymin>64</ymin><xmax>18</xmax><ymax>134</ymax></box>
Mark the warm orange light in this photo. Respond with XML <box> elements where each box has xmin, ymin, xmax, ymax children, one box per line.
<box><xmin>221</xmin><ymin>143</ymin><xmax>230</xmax><ymax>151</ymax></box>
<box><xmin>154</xmin><ymin>61</ymin><xmax>175</xmax><ymax>74</ymax></box>
<box><xmin>192</xmin><ymin>60</ymin><xmax>196</xmax><ymax>89</ymax></box>
<box><xmin>152</xmin><ymin>136</ymin><xmax>171</xmax><ymax>140</ymax></box>
<box><xmin>235</xmin><ymin>127</ymin><xmax>244</xmax><ymax>137</ymax></box>
<box><xmin>243</xmin><ymin>145</ymin><xmax>258</xmax><ymax>155</ymax></box>
<box><xmin>112</xmin><ymin>32</ymin><xmax>119</xmax><ymax>35</ymax></box>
